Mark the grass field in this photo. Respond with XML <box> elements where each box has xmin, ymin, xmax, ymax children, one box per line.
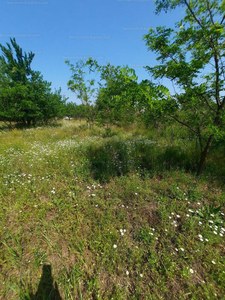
<box><xmin>0</xmin><ymin>120</ymin><xmax>224</xmax><ymax>299</ymax></box>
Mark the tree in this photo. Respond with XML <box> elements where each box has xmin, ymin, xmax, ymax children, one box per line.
<box><xmin>62</xmin><ymin>101</ymin><xmax>77</xmax><ymax>120</ymax></box>
<box><xmin>86</xmin><ymin>59</ymin><xmax>139</xmax><ymax>127</ymax></box>
<box><xmin>65</xmin><ymin>59</ymin><xmax>96</xmax><ymax>127</ymax></box>
<box><xmin>0</xmin><ymin>38</ymin><xmax>65</xmax><ymax>125</ymax></box>
<box><xmin>138</xmin><ymin>79</ymin><xmax>172</xmax><ymax>131</ymax></box>
<box><xmin>143</xmin><ymin>0</ymin><xmax>225</xmax><ymax>175</ymax></box>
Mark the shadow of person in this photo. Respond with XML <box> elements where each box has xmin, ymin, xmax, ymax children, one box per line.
<box><xmin>29</xmin><ymin>264</ymin><xmax>62</xmax><ymax>300</ymax></box>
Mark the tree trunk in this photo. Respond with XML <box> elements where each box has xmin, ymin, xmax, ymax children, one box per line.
<box><xmin>197</xmin><ymin>134</ymin><xmax>214</xmax><ymax>176</ymax></box>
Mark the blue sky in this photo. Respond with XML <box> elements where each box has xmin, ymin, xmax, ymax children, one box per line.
<box><xmin>0</xmin><ymin>0</ymin><xmax>184</xmax><ymax>104</ymax></box>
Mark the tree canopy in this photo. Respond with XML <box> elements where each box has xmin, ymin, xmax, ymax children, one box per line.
<box><xmin>143</xmin><ymin>0</ymin><xmax>225</xmax><ymax>175</ymax></box>
<box><xmin>0</xmin><ymin>38</ymin><xmax>65</xmax><ymax>126</ymax></box>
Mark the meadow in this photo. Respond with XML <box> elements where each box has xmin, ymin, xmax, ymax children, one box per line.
<box><xmin>0</xmin><ymin>120</ymin><xmax>224</xmax><ymax>299</ymax></box>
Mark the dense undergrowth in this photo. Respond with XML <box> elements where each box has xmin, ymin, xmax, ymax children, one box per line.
<box><xmin>0</xmin><ymin>120</ymin><xmax>224</xmax><ymax>299</ymax></box>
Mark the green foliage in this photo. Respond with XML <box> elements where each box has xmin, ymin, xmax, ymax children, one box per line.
<box><xmin>195</xmin><ymin>201</ymin><xmax>222</xmax><ymax>224</ymax></box>
<box><xmin>97</xmin><ymin>67</ymin><xmax>139</xmax><ymax>126</ymax></box>
<box><xmin>0</xmin><ymin>38</ymin><xmax>65</xmax><ymax>126</ymax></box>
<box><xmin>65</xmin><ymin>60</ymin><xmax>96</xmax><ymax>127</ymax></box>
<box><xmin>85</xmin><ymin>59</ymin><xmax>141</xmax><ymax>127</ymax></box>
<box><xmin>143</xmin><ymin>0</ymin><xmax>225</xmax><ymax>175</ymax></box>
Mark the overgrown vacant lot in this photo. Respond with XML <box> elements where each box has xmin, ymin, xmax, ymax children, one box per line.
<box><xmin>0</xmin><ymin>121</ymin><xmax>224</xmax><ymax>299</ymax></box>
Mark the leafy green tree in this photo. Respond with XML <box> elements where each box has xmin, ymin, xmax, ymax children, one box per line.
<box><xmin>74</xmin><ymin>104</ymin><xmax>88</xmax><ymax>121</ymax></box>
<box><xmin>65</xmin><ymin>59</ymin><xmax>96</xmax><ymax>127</ymax></box>
<box><xmin>41</xmin><ymin>88</ymin><xmax>67</xmax><ymax>123</ymax></box>
<box><xmin>62</xmin><ymin>101</ymin><xmax>77</xmax><ymax>119</ymax></box>
<box><xmin>86</xmin><ymin>59</ymin><xmax>139</xmax><ymax>127</ymax></box>
<box><xmin>137</xmin><ymin>79</ymin><xmax>172</xmax><ymax>130</ymax></box>
<box><xmin>0</xmin><ymin>38</ymin><xmax>64</xmax><ymax>125</ymax></box>
<box><xmin>143</xmin><ymin>0</ymin><xmax>225</xmax><ymax>175</ymax></box>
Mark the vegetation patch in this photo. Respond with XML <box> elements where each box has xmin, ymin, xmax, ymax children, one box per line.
<box><xmin>0</xmin><ymin>121</ymin><xmax>224</xmax><ymax>299</ymax></box>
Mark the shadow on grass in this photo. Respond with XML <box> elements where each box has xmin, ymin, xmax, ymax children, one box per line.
<box><xmin>0</xmin><ymin>121</ymin><xmax>62</xmax><ymax>131</ymax></box>
<box><xmin>85</xmin><ymin>139</ymin><xmax>130</xmax><ymax>182</ymax></box>
<box><xmin>28</xmin><ymin>265</ymin><xmax>62</xmax><ymax>300</ymax></box>
<box><xmin>85</xmin><ymin>138</ymin><xmax>198</xmax><ymax>183</ymax></box>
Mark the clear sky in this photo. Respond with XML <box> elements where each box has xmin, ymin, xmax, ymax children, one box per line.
<box><xmin>0</xmin><ymin>0</ymin><xmax>184</xmax><ymax>104</ymax></box>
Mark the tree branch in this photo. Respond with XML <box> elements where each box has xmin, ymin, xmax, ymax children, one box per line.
<box><xmin>184</xmin><ymin>0</ymin><xmax>203</xmax><ymax>28</ymax></box>
<box><xmin>214</xmin><ymin>53</ymin><xmax>221</xmax><ymax>107</ymax></box>
<box><xmin>220</xmin><ymin>14</ymin><xmax>225</xmax><ymax>25</ymax></box>
<box><xmin>168</xmin><ymin>113</ymin><xmax>198</xmax><ymax>135</ymax></box>
<box><xmin>206</xmin><ymin>0</ymin><xmax>215</xmax><ymax>24</ymax></box>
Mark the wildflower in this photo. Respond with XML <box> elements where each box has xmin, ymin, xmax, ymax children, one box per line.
<box><xmin>126</xmin><ymin>270</ymin><xmax>129</xmax><ymax>275</ymax></box>
<box><xmin>140</xmin><ymin>273</ymin><xmax>143</xmax><ymax>277</ymax></box>
<box><xmin>120</xmin><ymin>229</ymin><xmax>126</xmax><ymax>235</ymax></box>
<box><xmin>213</xmin><ymin>231</ymin><xmax>217</xmax><ymax>235</ymax></box>
<box><xmin>177</xmin><ymin>187</ymin><xmax>179</xmax><ymax>190</ymax></box>
<box><xmin>199</xmin><ymin>221</ymin><xmax>202</xmax><ymax>225</ymax></box>
<box><xmin>186</xmin><ymin>214</ymin><xmax>190</xmax><ymax>217</ymax></box>
<box><xmin>176</xmin><ymin>215</ymin><xmax>180</xmax><ymax>218</ymax></box>
<box><xmin>189</xmin><ymin>268</ymin><xmax>194</xmax><ymax>274</ymax></box>
<box><xmin>212</xmin><ymin>260</ymin><xmax>216</xmax><ymax>264</ymax></box>
<box><xmin>113</xmin><ymin>244</ymin><xmax>117</xmax><ymax>249</ymax></box>
<box><xmin>180</xmin><ymin>248</ymin><xmax>184</xmax><ymax>251</ymax></box>
<box><xmin>205</xmin><ymin>238</ymin><xmax>209</xmax><ymax>242</ymax></box>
